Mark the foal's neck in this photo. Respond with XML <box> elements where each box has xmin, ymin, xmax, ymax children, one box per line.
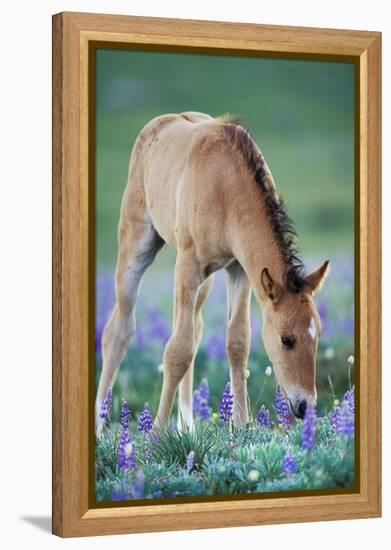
<box><xmin>230</xmin><ymin>198</ymin><xmax>287</xmax><ymax>302</ymax></box>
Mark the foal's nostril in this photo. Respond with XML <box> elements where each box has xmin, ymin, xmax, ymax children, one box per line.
<box><xmin>297</xmin><ymin>400</ymin><xmax>307</xmax><ymax>419</ymax></box>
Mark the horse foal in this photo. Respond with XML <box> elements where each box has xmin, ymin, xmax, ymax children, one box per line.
<box><xmin>96</xmin><ymin>111</ymin><xmax>329</xmax><ymax>435</ymax></box>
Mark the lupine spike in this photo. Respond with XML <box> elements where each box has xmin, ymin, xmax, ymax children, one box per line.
<box><xmin>337</xmin><ymin>401</ymin><xmax>354</xmax><ymax>437</ymax></box>
<box><xmin>186</xmin><ymin>450</ymin><xmax>195</xmax><ymax>472</ymax></box>
<box><xmin>330</xmin><ymin>406</ymin><xmax>341</xmax><ymax>430</ymax></box>
<box><xmin>117</xmin><ymin>428</ymin><xmax>136</xmax><ymax>471</ymax></box>
<box><xmin>138</xmin><ymin>405</ymin><xmax>153</xmax><ymax>433</ymax></box>
<box><xmin>344</xmin><ymin>387</ymin><xmax>355</xmax><ymax>413</ymax></box>
<box><xmin>119</xmin><ymin>400</ymin><xmax>130</xmax><ymax>430</ymax></box>
<box><xmin>193</xmin><ymin>379</ymin><xmax>211</xmax><ymax>421</ymax></box>
<box><xmin>301</xmin><ymin>403</ymin><xmax>317</xmax><ymax>449</ymax></box>
<box><xmin>257</xmin><ymin>405</ymin><xmax>271</xmax><ymax>427</ymax></box>
<box><xmin>219</xmin><ymin>382</ymin><xmax>234</xmax><ymax>422</ymax></box>
<box><xmin>199</xmin><ymin>379</ymin><xmax>209</xmax><ymax>402</ymax></box>
<box><xmin>274</xmin><ymin>385</ymin><xmax>291</xmax><ymax>428</ymax></box>
<box><xmin>99</xmin><ymin>388</ymin><xmax>112</xmax><ymax>422</ymax></box>
<box><xmin>282</xmin><ymin>449</ymin><xmax>297</xmax><ymax>474</ymax></box>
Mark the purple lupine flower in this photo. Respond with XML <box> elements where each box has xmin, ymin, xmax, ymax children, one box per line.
<box><xmin>274</xmin><ymin>385</ymin><xmax>291</xmax><ymax>428</ymax></box>
<box><xmin>257</xmin><ymin>405</ymin><xmax>271</xmax><ymax>427</ymax></box>
<box><xmin>186</xmin><ymin>450</ymin><xmax>195</xmax><ymax>472</ymax></box>
<box><xmin>138</xmin><ymin>405</ymin><xmax>153</xmax><ymax>433</ymax></box>
<box><xmin>282</xmin><ymin>449</ymin><xmax>297</xmax><ymax>474</ymax></box>
<box><xmin>199</xmin><ymin>378</ymin><xmax>209</xmax><ymax>402</ymax></box>
<box><xmin>330</xmin><ymin>406</ymin><xmax>341</xmax><ymax>430</ymax></box>
<box><xmin>344</xmin><ymin>387</ymin><xmax>355</xmax><ymax>414</ymax></box>
<box><xmin>198</xmin><ymin>398</ymin><xmax>210</xmax><ymax>421</ymax></box>
<box><xmin>220</xmin><ymin>382</ymin><xmax>234</xmax><ymax>422</ymax></box>
<box><xmin>337</xmin><ymin>401</ymin><xmax>354</xmax><ymax>437</ymax></box>
<box><xmin>99</xmin><ymin>388</ymin><xmax>112</xmax><ymax>421</ymax></box>
<box><xmin>119</xmin><ymin>400</ymin><xmax>131</xmax><ymax>430</ymax></box>
<box><xmin>193</xmin><ymin>389</ymin><xmax>201</xmax><ymax>416</ymax></box>
<box><xmin>193</xmin><ymin>379</ymin><xmax>211</xmax><ymax>421</ymax></box>
<box><xmin>301</xmin><ymin>403</ymin><xmax>317</xmax><ymax>449</ymax></box>
<box><xmin>117</xmin><ymin>428</ymin><xmax>136</xmax><ymax>471</ymax></box>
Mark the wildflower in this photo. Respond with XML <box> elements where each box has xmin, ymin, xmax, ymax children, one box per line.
<box><xmin>330</xmin><ymin>406</ymin><xmax>341</xmax><ymax>430</ymax></box>
<box><xmin>157</xmin><ymin>363</ymin><xmax>164</xmax><ymax>373</ymax></box>
<box><xmin>282</xmin><ymin>449</ymin><xmax>297</xmax><ymax>474</ymax></box>
<box><xmin>99</xmin><ymin>388</ymin><xmax>112</xmax><ymax>421</ymax></box>
<box><xmin>248</xmin><ymin>469</ymin><xmax>260</xmax><ymax>482</ymax></box>
<box><xmin>344</xmin><ymin>387</ymin><xmax>355</xmax><ymax>413</ymax></box>
<box><xmin>199</xmin><ymin>378</ymin><xmax>209</xmax><ymax>402</ymax></box>
<box><xmin>257</xmin><ymin>405</ymin><xmax>271</xmax><ymax>427</ymax></box>
<box><xmin>337</xmin><ymin>401</ymin><xmax>354</xmax><ymax>437</ymax></box>
<box><xmin>198</xmin><ymin>399</ymin><xmax>210</xmax><ymax>421</ymax></box>
<box><xmin>219</xmin><ymin>382</ymin><xmax>234</xmax><ymax>422</ymax></box>
<box><xmin>138</xmin><ymin>405</ymin><xmax>153</xmax><ymax>433</ymax></box>
<box><xmin>245</xmin><ymin>369</ymin><xmax>250</xmax><ymax>379</ymax></box>
<box><xmin>301</xmin><ymin>403</ymin><xmax>317</xmax><ymax>449</ymax></box>
<box><xmin>117</xmin><ymin>428</ymin><xmax>136</xmax><ymax>471</ymax></box>
<box><xmin>186</xmin><ymin>450</ymin><xmax>195</xmax><ymax>472</ymax></box>
<box><xmin>274</xmin><ymin>385</ymin><xmax>290</xmax><ymax>428</ymax></box>
<box><xmin>193</xmin><ymin>379</ymin><xmax>211</xmax><ymax>421</ymax></box>
<box><xmin>347</xmin><ymin>355</ymin><xmax>354</xmax><ymax>365</ymax></box>
<box><xmin>119</xmin><ymin>400</ymin><xmax>130</xmax><ymax>430</ymax></box>
<box><xmin>265</xmin><ymin>366</ymin><xmax>272</xmax><ymax>376</ymax></box>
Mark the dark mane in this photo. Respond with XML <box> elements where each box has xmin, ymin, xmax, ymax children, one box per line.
<box><xmin>222</xmin><ymin>122</ymin><xmax>308</xmax><ymax>293</ymax></box>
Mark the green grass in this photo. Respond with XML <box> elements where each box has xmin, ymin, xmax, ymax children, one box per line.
<box><xmin>95</xmin><ymin>410</ymin><xmax>355</xmax><ymax>502</ymax></box>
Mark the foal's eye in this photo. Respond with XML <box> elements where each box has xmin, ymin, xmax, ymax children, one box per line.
<box><xmin>281</xmin><ymin>336</ymin><xmax>295</xmax><ymax>350</ymax></box>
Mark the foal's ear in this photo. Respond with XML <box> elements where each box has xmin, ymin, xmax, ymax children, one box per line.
<box><xmin>305</xmin><ymin>260</ymin><xmax>330</xmax><ymax>294</ymax></box>
<box><xmin>261</xmin><ymin>268</ymin><xmax>282</xmax><ymax>304</ymax></box>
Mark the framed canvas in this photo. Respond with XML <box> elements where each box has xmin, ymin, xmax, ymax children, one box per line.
<box><xmin>52</xmin><ymin>12</ymin><xmax>382</xmax><ymax>537</ymax></box>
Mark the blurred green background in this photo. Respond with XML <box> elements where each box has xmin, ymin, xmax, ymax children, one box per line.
<box><xmin>95</xmin><ymin>48</ymin><xmax>355</xmax><ymax>420</ymax></box>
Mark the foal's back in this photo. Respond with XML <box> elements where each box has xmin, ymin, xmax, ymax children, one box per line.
<box><xmin>132</xmin><ymin>112</ymin><xmax>249</xmax><ymax>254</ymax></box>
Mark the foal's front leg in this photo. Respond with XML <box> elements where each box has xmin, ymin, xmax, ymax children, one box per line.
<box><xmin>177</xmin><ymin>275</ymin><xmax>214</xmax><ymax>430</ymax></box>
<box><xmin>156</xmin><ymin>252</ymin><xmax>203</xmax><ymax>425</ymax></box>
<box><xmin>226</xmin><ymin>261</ymin><xmax>252</xmax><ymax>426</ymax></box>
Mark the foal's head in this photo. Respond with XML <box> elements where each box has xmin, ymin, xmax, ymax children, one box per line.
<box><xmin>260</xmin><ymin>260</ymin><xmax>329</xmax><ymax>419</ymax></box>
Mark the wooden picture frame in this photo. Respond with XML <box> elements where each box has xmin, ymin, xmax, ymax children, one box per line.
<box><xmin>52</xmin><ymin>11</ymin><xmax>381</xmax><ymax>537</ymax></box>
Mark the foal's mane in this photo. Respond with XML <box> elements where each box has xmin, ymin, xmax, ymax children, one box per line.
<box><xmin>220</xmin><ymin>116</ymin><xmax>307</xmax><ymax>293</ymax></box>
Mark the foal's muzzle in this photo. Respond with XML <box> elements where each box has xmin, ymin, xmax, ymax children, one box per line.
<box><xmin>290</xmin><ymin>399</ymin><xmax>307</xmax><ymax>420</ymax></box>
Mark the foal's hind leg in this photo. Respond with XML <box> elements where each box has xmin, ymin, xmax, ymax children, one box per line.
<box><xmin>95</xmin><ymin>220</ymin><xmax>163</xmax><ymax>436</ymax></box>
<box><xmin>177</xmin><ymin>275</ymin><xmax>214</xmax><ymax>430</ymax></box>
<box><xmin>226</xmin><ymin>261</ymin><xmax>252</xmax><ymax>426</ymax></box>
